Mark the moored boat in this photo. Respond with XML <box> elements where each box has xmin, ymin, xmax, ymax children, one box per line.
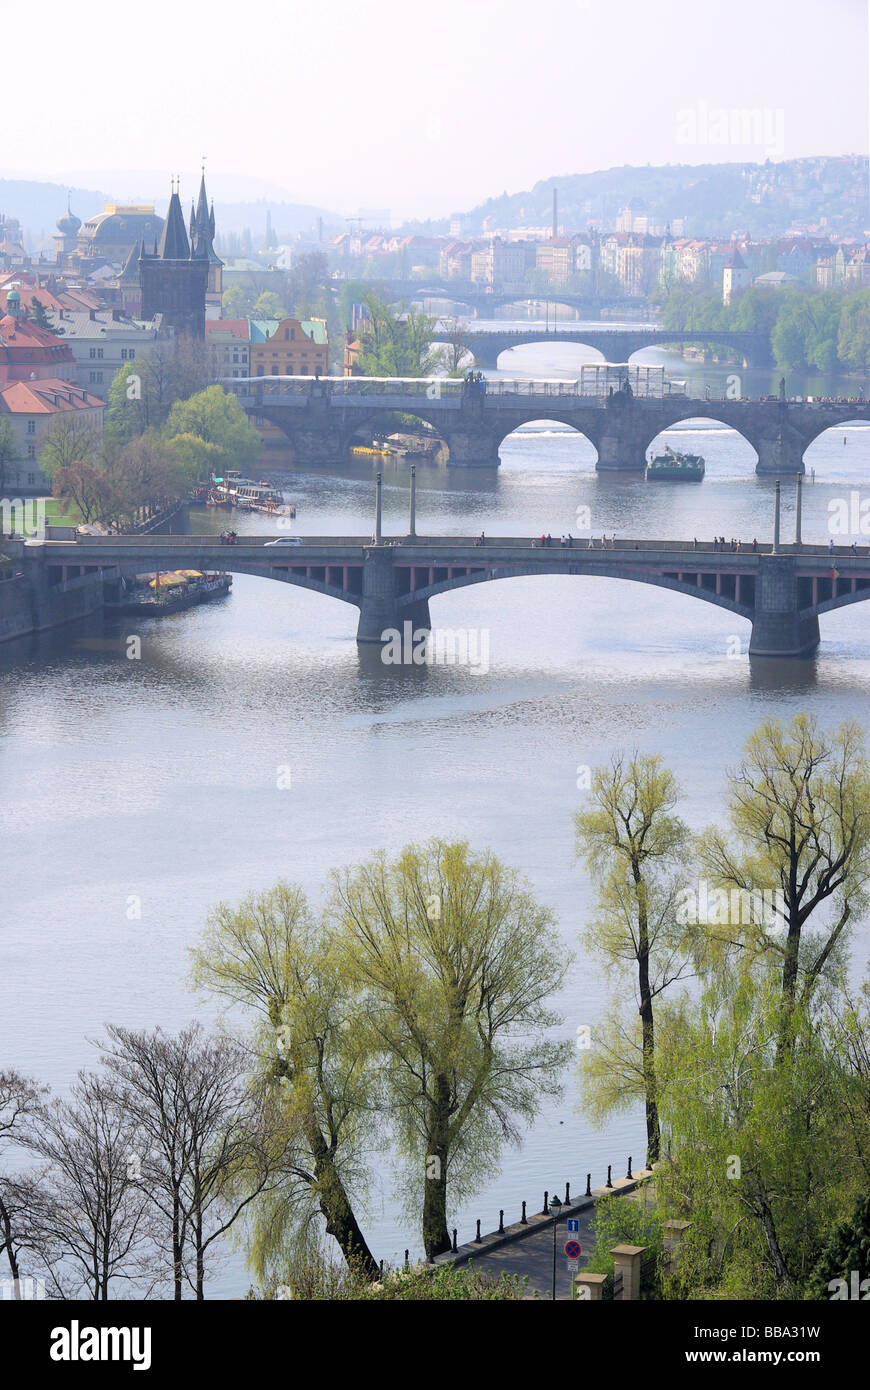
<box><xmin>645</xmin><ymin>445</ymin><xmax>705</xmax><ymax>480</ymax></box>
<box><xmin>108</xmin><ymin>570</ymin><xmax>232</xmax><ymax>615</ymax></box>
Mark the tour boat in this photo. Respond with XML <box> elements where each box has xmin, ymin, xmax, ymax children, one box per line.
<box><xmin>645</xmin><ymin>445</ymin><xmax>705</xmax><ymax>481</ymax></box>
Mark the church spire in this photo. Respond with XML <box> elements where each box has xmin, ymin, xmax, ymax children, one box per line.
<box><xmin>157</xmin><ymin>185</ymin><xmax>190</xmax><ymax>260</ymax></box>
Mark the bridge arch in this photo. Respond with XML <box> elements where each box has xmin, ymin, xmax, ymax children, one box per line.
<box><xmin>802</xmin><ymin>417</ymin><xmax>870</xmax><ymax>470</ymax></box>
<box><xmin>493</xmin><ymin>415</ymin><xmax>600</xmax><ymax>468</ymax></box>
<box><xmin>343</xmin><ymin>407</ymin><xmax>449</xmax><ymax>459</ymax></box>
<box><xmin>644</xmin><ymin>415</ymin><xmax>759</xmax><ymax>472</ymax></box>
<box><xmin>395</xmin><ymin>561</ymin><xmax>754</xmax><ymax>620</ymax></box>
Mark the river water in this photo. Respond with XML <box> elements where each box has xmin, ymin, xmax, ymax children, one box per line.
<box><xmin>2</xmin><ymin>334</ymin><xmax>869</xmax><ymax>1294</ymax></box>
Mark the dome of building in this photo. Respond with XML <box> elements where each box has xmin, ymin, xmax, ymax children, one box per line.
<box><xmin>78</xmin><ymin>204</ymin><xmax>164</xmax><ymax>258</ymax></box>
<box><xmin>57</xmin><ymin>207</ymin><xmax>81</xmax><ymax>237</ymax></box>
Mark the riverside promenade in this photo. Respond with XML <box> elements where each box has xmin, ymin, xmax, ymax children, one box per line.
<box><xmin>434</xmin><ymin>1167</ymin><xmax>654</xmax><ymax>1300</ymax></box>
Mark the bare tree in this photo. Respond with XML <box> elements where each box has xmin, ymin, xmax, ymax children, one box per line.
<box><xmin>0</xmin><ymin>1071</ymin><xmax>47</xmax><ymax>1297</ymax></box>
<box><xmin>39</xmin><ymin>415</ymin><xmax>101</xmax><ymax>481</ymax></box>
<box><xmin>100</xmin><ymin>1023</ymin><xmax>284</xmax><ymax>1300</ymax></box>
<box><xmin>22</xmin><ymin>1072</ymin><xmax>159</xmax><ymax>1300</ymax></box>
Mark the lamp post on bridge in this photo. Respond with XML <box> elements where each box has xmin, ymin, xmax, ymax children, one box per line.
<box><xmin>795</xmin><ymin>472</ymin><xmax>803</xmax><ymax>549</ymax></box>
<box><xmin>772</xmin><ymin>479</ymin><xmax>781</xmax><ymax>554</ymax></box>
<box><xmin>409</xmin><ymin>464</ymin><xmax>416</xmax><ymax>539</ymax></box>
<box><xmin>375</xmin><ymin>471</ymin><xmax>382</xmax><ymax>546</ymax></box>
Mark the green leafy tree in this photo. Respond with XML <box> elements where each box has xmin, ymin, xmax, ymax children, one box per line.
<box><xmin>700</xmin><ymin>716</ymin><xmax>870</xmax><ymax>1043</ymax></box>
<box><xmin>190</xmin><ymin>881</ymin><xmax>381</xmax><ymax>1281</ymax></box>
<box><xmin>806</xmin><ymin>1191</ymin><xmax>870</xmax><ymax>1298</ymax></box>
<box><xmin>838</xmin><ymin>289</ymin><xmax>870</xmax><ymax>373</ymax></box>
<box><xmin>166</xmin><ymin>385</ymin><xmax>261</xmax><ymax>476</ymax></box>
<box><xmin>357</xmin><ymin>292</ymin><xmax>439</xmax><ymax>377</ymax></box>
<box><xmin>656</xmin><ymin>967</ymin><xmax>853</xmax><ymax>1298</ymax></box>
<box><xmin>251</xmin><ymin>291</ymin><xmax>286</xmax><ymax>321</ymax></box>
<box><xmin>575</xmin><ymin>753</ymin><xmax>693</xmax><ymax>1167</ymax></box>
<box><xmin>329</xmin><ymin>839</ymin><xmax>573</xmax><ymax>1260</ymax></box>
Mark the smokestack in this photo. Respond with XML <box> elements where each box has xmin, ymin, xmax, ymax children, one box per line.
<box><xmin>552</xmin><ymin>187</ymin><xmax>558</xmax><ymax>239</ymax></box>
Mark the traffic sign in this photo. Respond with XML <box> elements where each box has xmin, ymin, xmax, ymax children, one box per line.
<box><xmin>565</xmin><ymin>1239</ymin><xmax>582</xmax><ymax>1259</ymax></box>
<box><xmin>566</xmin><ymin>1218</ymin><xmax>580</xmax><ymax>1234</ymax></box>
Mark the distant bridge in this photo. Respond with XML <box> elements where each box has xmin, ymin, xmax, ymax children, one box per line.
<box><xmin>229</xmin><ymin>376</ymin><xmax>870</xmax><ymax>473</ymax></box>
<box><xmin>16</xmin><ymin>525</ymin><xmax>870</xmax><ymax>658</ymax></box>
<box><xmin>372</xmin><ymin>280</ymin><xmax>644</xmax><ymax>319</ymax></box>
<box><xmin>453</xmin><ymin>325</ymin><xmax>771</xmax><ymax>370</ymax></box>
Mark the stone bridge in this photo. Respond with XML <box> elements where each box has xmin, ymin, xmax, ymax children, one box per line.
<box><xmin>230</xmin><ymin>376</ymin><xmax>870</xmax><ymax>473</ymax></box>
<box><xmin>375</xmin><ymin>280</ymin><xmax>655</xmax><ymax>319</ymax></box>
<box><xmin>15</xmin><ymin>527</ymin><xmax>870</xmax><ymax>658</ymax></box>
<box><xmin>455</xmin><ymin>325</ymin><xmax>770</xmax><ymax>369</ymax></box>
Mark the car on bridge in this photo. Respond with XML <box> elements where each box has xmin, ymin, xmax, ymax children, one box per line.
<box><xmin>264</xmin><ymin>536</ymin><xmax>304</xmax><ymax>547</ymax></box>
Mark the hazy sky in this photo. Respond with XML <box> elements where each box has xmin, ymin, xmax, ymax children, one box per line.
<box><xmin>4</xmin><ymin>0</ymin><xmax>868</xmax><ymax>220</ymax></box>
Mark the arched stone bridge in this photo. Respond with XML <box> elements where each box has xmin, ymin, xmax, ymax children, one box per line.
<box><xmin>19</xmin><ymin>532</ymin><xmax>870</xmax><ymax>658</ymax></box>
<box><xmin>454</xmin><ymin>326</ymin><xmax>771</xmax><ymax>370</ymax></box>
<box><xmin>230</xmin><ymin>377</ymin><xmax>870</xmax><ymax>474</ymax></box>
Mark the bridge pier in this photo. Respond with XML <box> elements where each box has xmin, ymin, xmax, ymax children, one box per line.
<box><xmin>356</xmin><ymin>547</ymin><xmax>431</xmax><ymax>643</ymax></box>
<box><xmin>595</xmin><ymin>402</ymin><xmax>649</xmax><ymax>472</ymax></box>
<box><xmin>755</xmin><ymin>425</ymin><xmax>805</xmax><ymax>476</ymax></box>
<box><xmin>748</xmin><ymin>556</ymin><xmax>820</xmax><ymax>658</ymax></box>
<box><xmin>444</xmin><ymin>426</ymin><xmax>502</xmax><ymax>469</ymax></box>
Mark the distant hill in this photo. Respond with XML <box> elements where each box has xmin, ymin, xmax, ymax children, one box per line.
<box><xmin>0</xmin><ymin>176</ymin><xmax>341</xmax><ymax>250</ymax></box>
<box><xmin>446</xmin><ymin>156</ymin><xmax>869</xmax><ymax>239</ymax></box>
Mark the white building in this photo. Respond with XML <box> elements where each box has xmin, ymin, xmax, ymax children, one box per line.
<box><xmin>46</xmin><ymin>309</ymin><xmax>159</xmax><ymax>397</ymax></box>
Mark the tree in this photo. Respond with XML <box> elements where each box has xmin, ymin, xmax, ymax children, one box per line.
<box><xmin>575</xmin><ymin>753</ymin><xmax>693</xmax><ymax>1166</ymax></box>
<box><xmin>656</xmin><ymin>966</ymin><xmax>852</xmax><ymax>1298</ymax></box>
<box><xmin>252</xmin><ymin>291</ymin><xmax>286</xmax><ymax>321</ymax></box>
<box><xmin>0</xmin><ymin>418</ymin><xmax>16</xmax><ymax>495</ymax></box>
<box><xmin>166</xmin><ymin>385</ymin><xmax>261</xmax><ymax>476</ymax></box>
<box><xmin>23</xmin><ymin>1072</ymin><xmax>158</xmax><ymax>1300</ymax></box>
<box><xmin>357</xmin><ymin>292</ymin><xmax>439</xmax><ymax>377</ymax></box>
<box><xmin>39</xmin><ymin>414</ymin><xmax>101</xmax><ymax>480</ymax></box>
<box><xmin>838</xmin><ymin>288</ymin><xmax>870</xmax><ymax>373</ymax></box>
<box><xmin>430</xmin><ymin>318</ymin><xmax>472</xmax><ymax>376</ymax></box>
<box><xmin>29</xmin><ymin>297</ymin><xmax>53</xmax><ymax>331</ymax></box>
<box><xmin>0</xmin><ymin>1071</ymin><xmax>46</xmax><ymax>1296</ymax></box>
<box><xmin>106</xmin><ymin>337</ymin><xmax>210</xmax><ymax>444</ymax></box>
<box><xmin>107</xmin><ymin>430</ymin><xmax>189</xmax><ymax>525</ymax></box>
<box><xmin>700</xmin><ymin>715</ymin><xmax>870</xmax><ymax>1044</ymax></box>
<box><xmin>100</xmin><ymin>1023</ymin><xmax>283</xmax><ymax>1300</ymax></box>
<box><xmin>329</xmin><ymin>839</ymin><xmax>573</xmax><ymax>1259</ymax></box>
<box><xmin>287</xmin><ymin>252</ymin><xmax>329</xmax><ymax>320</ymax></box>
<box><xmin>51</xmin><ymin>459</ymin><xmax>117</xmax><ymax>526</ymax></box>
<box><xmin>190</xmin><ymin>881</ymin><xmax>380</xmax><ymax>1281</ymax></box>
<box><xmin>221</xmin><ymin>285</ymin><xmax>251</xmax><ymax>321</ymax></box>
<box><xmin>806</xmin><ymin>1190</ymin><xmax>870</xmax><ymax>1298</ymax></box>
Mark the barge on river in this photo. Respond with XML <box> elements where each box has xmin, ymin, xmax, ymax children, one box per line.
<box><xmin>108</xmin><ymin>569</ymin><xmax>232</xmax><ymax>615</ymax></box>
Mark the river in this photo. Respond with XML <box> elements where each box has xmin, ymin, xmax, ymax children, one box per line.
<box><xmin>2</xmin><ymin>334</ymin><xmax>869</xmax><ymax>1294</ymax></box>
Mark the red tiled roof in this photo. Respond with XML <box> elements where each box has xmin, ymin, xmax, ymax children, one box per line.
<box><xmin>0</xmin><ymin>377</ymin><xmax>105</xmax><ymax>414</ymax></box>
<box><xmin>0</xmin><ymin>314</ymin><xmax>72</xmax><ymax>350</ymax></box>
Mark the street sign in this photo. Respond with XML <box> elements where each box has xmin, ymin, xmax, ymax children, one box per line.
<box><xmin>565</xmin><ymin>1239</ymin><xmax>582</xmax><ymax>1259</ymax></box>
<box><xmin>566</xmin><ymin>1218</ymin><xmax>580</xmax><ymax>1234</ymax></box>
<box><xmin>566</xmin><ymin>1259</ymin><xmax>579</xmax><ymax>1272</ymax></box>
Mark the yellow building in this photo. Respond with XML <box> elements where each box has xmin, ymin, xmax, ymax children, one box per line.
<box><xmin>249</xmin><ymin>317</ymin><xmax>328</xmax><ymax>377</ymax></box>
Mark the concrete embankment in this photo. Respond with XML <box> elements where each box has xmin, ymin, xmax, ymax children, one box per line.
<box><xmin>0</xmin><ymin>567</ymin><xmax>109</xmax><ymax>645</ymax></box>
